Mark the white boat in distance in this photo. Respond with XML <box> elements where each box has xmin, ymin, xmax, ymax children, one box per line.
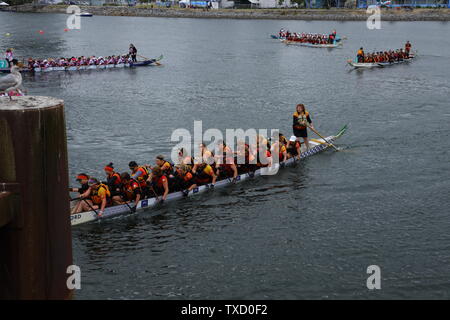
<box><xmin>76</xmin><ymin>12</ymin><xmax>93</xmax><ymax>17</ymax></box>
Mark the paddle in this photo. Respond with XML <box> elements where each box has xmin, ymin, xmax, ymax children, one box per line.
<box><xmin>138</xmin><ymin>54</ymin><xmax>162</xmax><ymax>66</ymax></box>
<box><xmin>80</xmin><ymin>197</ymin><xmax>101</xmax><ymax>216</ymax></box>
<box><xmin>123</xmin><ymin>200</ymin><xmax>136</xmax><ymax>213</ymax></box>
<box><xmin>306</xmin><ymin>124</ymin><xmax>340</xmax><ymax>152</ymax></box>
<box><xmin>148</xmin><ymin>185</ymin><xmax>161</xmax><ymax>203</ymax></box>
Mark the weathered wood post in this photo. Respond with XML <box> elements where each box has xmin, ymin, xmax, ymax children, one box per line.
<box><xmin>0</xmin><ymin>96</ymin><xmax>73</xmax><ymax>299</ymax></box>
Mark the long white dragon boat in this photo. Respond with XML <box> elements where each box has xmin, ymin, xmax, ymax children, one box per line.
<box><xmin>70</xmin><ymin>125</ymin><xmax>347</xmax><ymax>227</ymax></box>
<box><xmin>347</xmin><ymin>54</ymin><xmax>415</xmax><ymax>69</ymax></box>
<box><xmin>283</xmin><ymin>40</ymin><xmax>343</xmax><ymax>48</ymax></box>
<box><xmin>0</xmin><ymin>55</ymin><xmax>163</xmax><ymax>74</ymax></box>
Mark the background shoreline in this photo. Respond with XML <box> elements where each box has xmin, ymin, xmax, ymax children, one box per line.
<box><xmin>3</xmin><ymin>5</ymin><xmax>450</xmax><ymax>21</ymax></box>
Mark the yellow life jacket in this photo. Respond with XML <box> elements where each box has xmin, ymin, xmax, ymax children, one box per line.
<box><xmin>90</xmin><ymin>184</ymin><xmax>111</xmax><ymax>205</ymax></box>
<box><xmin>293</xmin><ymin>111</ymin><xmax>310</xmax><ymax>129</ymax></box>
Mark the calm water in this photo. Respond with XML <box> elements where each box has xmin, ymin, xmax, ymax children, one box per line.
<box><xmin>1</xmin><ymin>12</ymin><xmax>450</xmax><ymax>299</ymax></box>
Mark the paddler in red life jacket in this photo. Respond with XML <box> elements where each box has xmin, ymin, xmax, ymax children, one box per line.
<box><xmin>405</xmin><ymin>41</ymin><xmax>411</xmax><ymax>57</ymax></box>
<box><xmin>104</xmin><ymin>163</ymin><xmax>122</xmax><ymax>197</ymax></box>
<box><xmin>112</xmin><ymin>173</ymin><xmax>142</xmax><ymax>211</ymax></box>
<box><xmin>129</xmin><ymin>161</ymin><xmax>149</xmax><ymax>197</ymax></box>
<box><xmin>70</xmin><ymin>173</ymin><xmax>90</xmax><ymax>214</ymax></box>
<box><xmin>214</xmin><ymin>140</ymin><xmax>238</xmax><ymax>181</ymax></box>
<box><xmin>286</xmin><ymin>136</ymin><xmax>302</xmax><ymax>160</ymax></box>
<box><xmin>150</xmin><ymin>166</ymin><xmax>169</xmax><ymax>202</ymax></box>
<box><xmin>293</xmin><ymin>103</ymin><xmax>314</xmax><ymax>150</ymax></box>
<box><xmin>328</xmin><ymin>33</ymin><xmax>335</xmax><ymax>44</ymax></box>
<box><xmin>79</xmin><ymin>178</ymin><xmax>111</xmax><ymax>216</ymax></box>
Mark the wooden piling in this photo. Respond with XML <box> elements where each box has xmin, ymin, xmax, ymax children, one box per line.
<box><xmin>0</xmin><ymin>96</ymin><xmax>73</xmax><ymax>300</ymax></box>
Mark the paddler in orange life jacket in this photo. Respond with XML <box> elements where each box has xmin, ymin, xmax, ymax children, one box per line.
<box><xmin>112</xmin><ymin>172</ymin><xmax>142</xmax><ymax>210</ymax></box>
<box><xmin>150</xmin><ymin>166</ymin><xmax>169</xmax><ymax>202</ymax></box>
<box><xmin>69</xmin><ymin>173</ymin><xmax>90</xmax><ymax>214</ymax></box>
<box><xmin>173</xmin><ymin>164</ymin><xmax>196</xmax><ymax>196</ymax></box>
<box><xmin>79</xmin><ymin>178</ymin><xmax>111</xmax><ymax>216</ymax></box>
<box><xmin>129</xmin><ymin>161</ymin><xmax>149</xmax><ymax>197</ymax></box>
<box><xmin>104</xmin><ymin>163</ymin><xmax>122</xmax><ymax>197</ymax></box>
<box><xmin>293</xmin><ymin>103</ymin><xmax>314</xmax><ymax>150</ymax></box>
<box><xmin>271</xmin><ymin>134</ymin><xmax>288</xmax><ymax>163</ymax></box>
<box><xmin>215</xmin><ymin>140</ymin><xmax>238</xmax><ymax>181</ymax></box>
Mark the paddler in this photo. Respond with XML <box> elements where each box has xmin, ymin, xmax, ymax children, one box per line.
<box><xmin>236</xmin><ymin>140</ymin><xmax>256</xmax><ymax>174</ymax></box>
<box><xmin>112</xmin><ymin>172</ymin><xmax>142</xmax><ymax>211</ymax></box>
<box><xmin>293</xmin><ymin>103</ymin><xmax>314</xmax><ymax>150</ymax></box>
<box><xmin>199</xmin><ymin>142</ymin><xmax>215</xmax><ymax>166</ymax></box>
<box><xmin>173</xmin><ymin>164</ymin><xmax>196</xmax><ymax>196</ymax></box>
<box><xmin>271</xmin><ymin>134</ymin><xmax>287</xmax><ymax>163</ymax></box>
<box><xmin>177</xmin><ymin>147</ymin><xmax>194</xmax><ymax>167</ymax></box>
<box><xmin>104</xmin><ymin>162</ymin><xmax>122</xmax><ymax>197</ymax></box>
<box><xmin>69</xmin><ymin>173</ymin><xmax>90</xmax><ymax>195</ymax></box>
<box><xmin>255</xmin><ymin>135</ymin><xmax>272</xmax><ymax>168</ymax></box>
<box><xmin>214</xmin><ymin>140</ymin><xmax>237</xmax><ymax>180</ymax></box>
<box><xmin>4</xmin><ymin>48</ymin><xmax>14</xmax><ymax>68</ymax></box>
<box><xmin>129</xmin><ymin>161</ymin><xmax>149</xmax><ymax>197</ymax></box>
<box><xmin>192</xmin><ymin>162</ymin><xmax>217</xmax><ymax>186</ymax></box>
<box><xmin>150</xmin><ymin>166</ymin><xmax>169</xmax><ymax>202</ymax></box>
<box><xmin>405</xmin><ymin>41</ymin><xmax>411</xmax><ymax>57</ymax></box>
<box><xmin>69</xmin><ymin>173</ymin><xmax>90</xmax><ymax>214</ymax></box>
<box><xmin>215</xmin><ymin>156</ymin><xmax>238</xmax><ymax>181</ymax></box>
<box><xmin>129</xmin><ymin>44</ymin><xmax>137</xmax><ymax>63</ymax></box>
<box><xmin>79</xmin><ymin>178</ymin><xmax>111</xmax><ymax>216</ymax></box>
<box><xmin>328</xmin><ymin>31</ymin><xmax>336</xmax><ymax>44</ymax></box>
<box><xmin>155</xmin><ymin>155</ymin><xmax>174</xmax><ymax>177</ymax></box>
<box><xmin>280</xmin><ymin>133</ymin><xmax>288</xmax><ymax>146</ymax></box>
<box><xmin>357</xmin><ymin>47</ymin><xmax>365</xmax><ymax>63</ymax></box>
<box><xmin>286</xmin><ymin>136</ymin><xmax>302</xmax><ymax>160</ymax></box>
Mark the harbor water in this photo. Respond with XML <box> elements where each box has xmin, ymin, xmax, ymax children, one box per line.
<box><xmin>1</xmin><ymin>12</ymin><xmax>450</xmax><ymax>299</ymax></box>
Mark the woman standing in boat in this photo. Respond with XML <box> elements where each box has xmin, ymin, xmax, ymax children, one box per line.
<box><xmin>129</xmin><ymin>44</ymin><xmax>137</xmax><ymax>63</ymax></box>
<box><xmin>293</xmin><ymin>104</ymin><xmax>314</xmax><ymax>150</ymax></box>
